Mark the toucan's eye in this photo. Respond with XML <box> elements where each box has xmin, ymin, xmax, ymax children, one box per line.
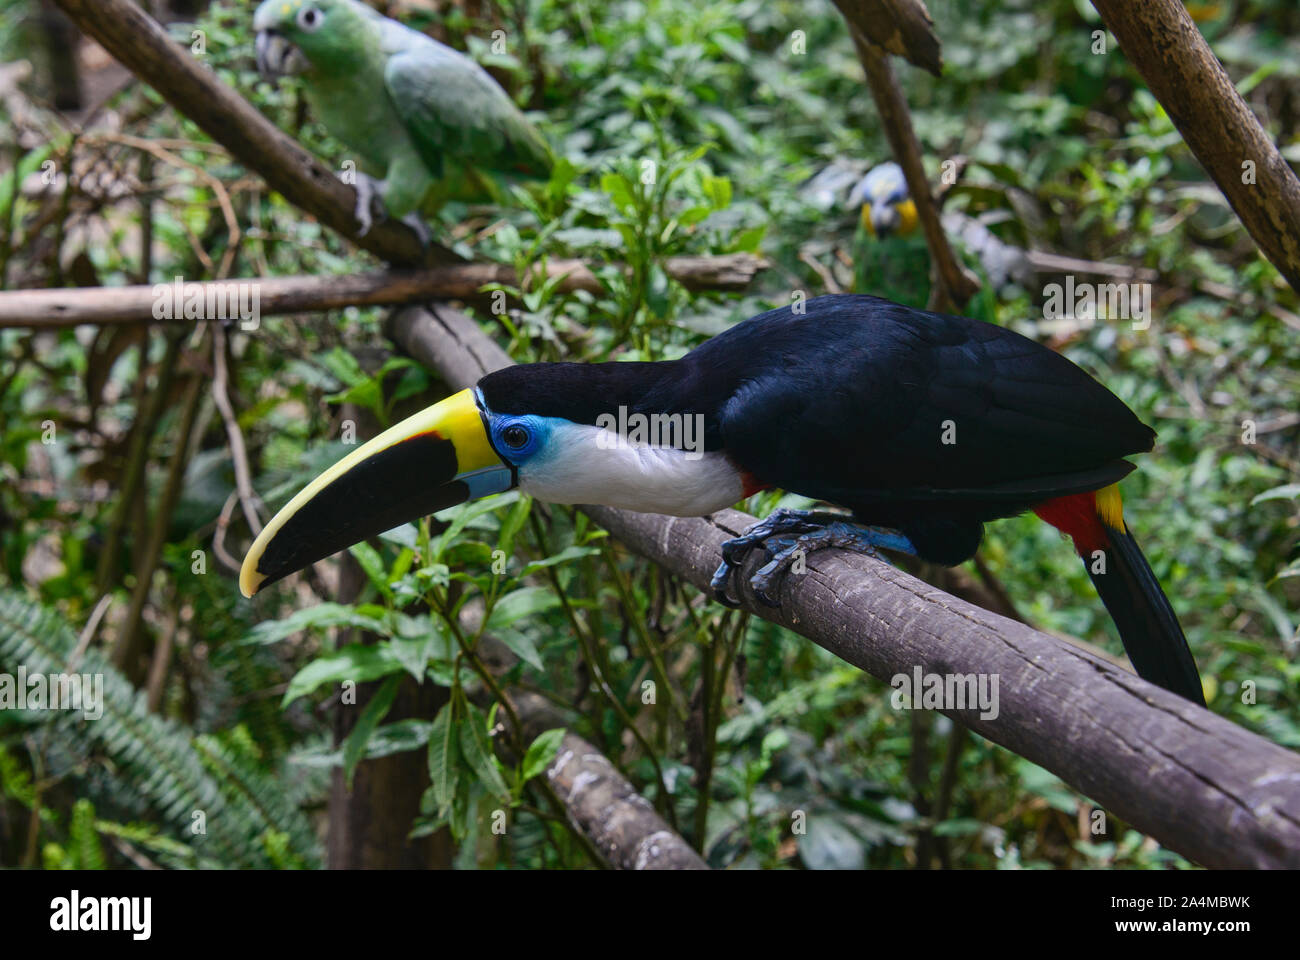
<box><xmin>491</xmin><ymin>415</ymin><xmax>542</xmax><ymax>461</ymax></box>
<box><xmin>502</xmin><ymin>425</ymin><xmax>529</xmax><ymax>449</ymax></box>
<box><xmin>297</xmin><ymin>6</ymin><xmax>323</xmax><ymax>31</ymax></box>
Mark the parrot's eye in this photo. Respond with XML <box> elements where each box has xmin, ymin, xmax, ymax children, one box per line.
<box><xmin>297</xmin><ymin>5</ymin><xmax>323</xmax><ymax>31</ymax></box>
<box><xmin>502</xmin><ymin>425</ymin><xmax>529</xmax><ymax>449</ymax></box>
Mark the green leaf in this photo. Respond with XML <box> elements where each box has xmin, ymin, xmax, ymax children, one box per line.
<box><xmin>601</xmin><ymin>172</ymin><xmax>637</xmax><ymax>214</ymax></box>
<box><xmin>519</xmin><ymin>545</ymin><xmax>599</xmax><ymax>577</ymax></box>
<box><xmin>342</xmin><ymin>675</ymin><xmax>400</xmax><ymax>786</ymax></box>
<box><xmin>1251</xmin><ymin>484</ymin><xmax>1300</xmax><ymax>505</ymax></box>
<box><xmin>729</xmin><ymin>225</ymin><xmax>766</xmax><ymax>253</ymax></box>
<box><xmin>433</xmin><ymin>491</ymin><xmax>520</xmax><ymax>558</ymax></box>
<box><xmin>497</xmin><ymin>631</ymin><xmax>544</xmax><ymax>671</ymax></box>
<box><xmin>316</xmin><ymin>346</ymin><xmax>367</xmax><ymax>388</ymax></box>
<box><xmin>390</xmin><ymin>616</ymin><xmax>440</xmax><ymax>681</ymax></box>
<box><xmin>703</xmin><ymin>174</ymin><xmax>732</xmax><ymax>209</ymax></box>
<box><xmin>496</xmin><ymin>494</ymin><xmax>533</xmax><ymax>558</ymax></box>
<box><xmin>458</xmin><ymin>703</ymin><xmax>510</xmax><ymax>800</ymax></box>
<box><xmin>521</xmin><ymin>728</ymin><xmax>565</xmax><ymax>784</ymax></box>
<box><xmin>677</xmin><ymin>204</ymin><xmax>713</xmax><ymax>226</ymax></box>
<box><xmin>349</xmin><ymin>542</ymin><xmax>392</xmax><ymax>599</ymax></box>
<box><xmin>427</xmin><ymin>703</ymin><xmax>460</xmax><ymax>816</ymax></box>
<box><xmin>369</xmin><ymin>719</ymin><xmax>432</xmax><ymax>757</ymax></box>
<box><xmin>282</xmin><ymin>644</ymin><xmax>405</xmax><ymax>707</ymax></box>
<box><xmin>326</xmin><ymin>379</ymin><xmax>383</xmax><ymax>420</ymax></box>
<box><xmin>243</xmin><ymin>603</ymin><xmax>389</xmax><ymax>646</ymax></box>
<box><xmin>378</xmin><ymin>524</ymin><xmax>420</xmax><ymax>550</ymax></box>
<box><xmin>486</xmin><ymin>587</ymin><xmax>562</xmax><ymax>632</ymax></box>
<box><xmin>933</xmin><ymin>818</ymin><xmax>985</xmax><ymax>837</ymax></box>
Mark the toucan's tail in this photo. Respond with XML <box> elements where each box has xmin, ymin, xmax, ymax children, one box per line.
<box><xmin>1034</xmin><ymin>484</ymin><xmax>1205</xmax><ymax>706</ymax></box>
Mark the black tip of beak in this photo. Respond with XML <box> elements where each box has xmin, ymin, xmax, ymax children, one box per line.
<box><xmin>248</xmin><ymin>433</ymin><xmax>465</xmax><ymax>594</ymax></box>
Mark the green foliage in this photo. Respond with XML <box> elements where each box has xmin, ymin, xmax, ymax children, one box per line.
<box><xmin>1</xmin><ymin>0</ymin><xmax>1297</xmax><ymax>871</ymax></box>
<box><xmin>0</xmin><ymin>590</ymin><xmax>320</xmax><ymax>868</ymax></box>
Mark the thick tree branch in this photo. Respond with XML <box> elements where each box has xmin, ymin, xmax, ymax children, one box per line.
<box><xmin>509</xmin><ymin>693</ymin><xmax>707</xmax><ymax>870</ymax></box>
<box><xmin>0</xmin><ymin>254</ymin><xmax>768</xmax><ymax>328</ymax></box>
<box><xmin>1092</xmin><ymin>0</ymin><xmax>1300</xmax><ymax>293</ymax></box>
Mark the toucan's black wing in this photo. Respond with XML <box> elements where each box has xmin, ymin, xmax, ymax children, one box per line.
<box><xmin>688</xmin><ymin>295</ymin><xmax>1153</xmax><ymax>508</ymax></box>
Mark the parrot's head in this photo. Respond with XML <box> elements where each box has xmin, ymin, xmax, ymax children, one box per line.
<box><xmin>253</xmin><ymin>0</ymin><xmax>366</xmax><ymax>78</ymax></box>
<box><xmin>847</xmin><ymin>162</ymin><xmax>918</xmax><ymax>238</ymax></box>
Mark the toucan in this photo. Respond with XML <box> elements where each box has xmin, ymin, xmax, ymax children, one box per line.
<box><xmin>240</xmin><ymin>294</ymin><xmax>1205</xmax><ymax>706</ymax></box>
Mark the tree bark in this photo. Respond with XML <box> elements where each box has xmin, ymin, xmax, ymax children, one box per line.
<box><xmin>0</xmin><ymin>254</ymin><xmax>768</xmax><ymax>329</ymax></box>
<box><xmin>509</xmin><ymin>693</ymin><xmax>707</xmax><ymax>870</ymax></box>
<box><xmin>829</xmin><ymin>0</ymin><xmax>943</xmax><ymax>77</ymax></box>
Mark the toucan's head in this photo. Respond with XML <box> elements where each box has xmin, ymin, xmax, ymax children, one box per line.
<box><xmin>848</xmin><ymin>162</ymin><xmax>918</xmax><ymax>238</ymax></box>
<box><xmin>253</xmin><ymin>0</ymin><xmax>366</xmax><ymax>79</ymax></box>
<box><xmin>239</xmin><ymin>365</ymin><xmax>741</xmax><ymax>597</ymax></box>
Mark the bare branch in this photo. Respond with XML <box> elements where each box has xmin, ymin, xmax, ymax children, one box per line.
<box><xmin>509</xmin><ymin>693</ymin><xmax>708</xmax><ymax>870</ymax></box>
<box><xmin>0</xmin><ymin>254</ymin><xmax>768</xmax><ymax>329</ymax></box>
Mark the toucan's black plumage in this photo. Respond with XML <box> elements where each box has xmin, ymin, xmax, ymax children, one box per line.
<box><xmin>246</xmin><ymin>294</ymin><xmax>1204</xmax><ymax>705</ymax></box>
<box><xmin>482</xmin><ymin>295</ymin><xmax>1149</xmax><ymax>564</ymax></box>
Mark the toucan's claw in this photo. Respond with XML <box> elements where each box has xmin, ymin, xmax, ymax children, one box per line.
<box><xmin>719</xmin><ymin>509</ymin><xmax>833</xmax><ymax>568</ymax></box>
<box><xmin>713</xmin><ymin>510</ymin><xmax>917</xmax><ymax>609</ymax></box>
<box><xmin>710</xmin><ymin>560</ymin><xmax>743</xmax><ymax>608</ymax></box>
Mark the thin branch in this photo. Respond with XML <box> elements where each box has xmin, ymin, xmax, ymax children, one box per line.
<box><xmin>110</xmin><ymin>366</ymin><xmax>205</xmax><ymax>679</ymax></box>
<box><xmin>847</xmin><ymin>31</ymin><xmax>981</xmax><ymax>311</ymax></box>
<box><xmin>211</xmin><ymin>324</ymin><xmax>264</xmax><ymax>538</ymax></box>
<box><xmin>89</xmin><ymin>132</ymin><xmax>241</xmax><ymax>277</ymax></box>
<box><xmin>0</xmin><ymin>254</ymin><xmax>769</xmax><ymax>329</ymax></box>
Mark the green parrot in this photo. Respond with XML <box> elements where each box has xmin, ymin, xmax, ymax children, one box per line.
<box><xmin>252</xmin><ymin>0</ymin><xmax>552</xmax><ymax>242</ymax></box>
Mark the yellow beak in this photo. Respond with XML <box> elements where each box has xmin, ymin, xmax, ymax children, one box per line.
<box><xmin>239</xmin><ymin>388</ymin><xmax>510</xmax><ymax>597</ymax></box>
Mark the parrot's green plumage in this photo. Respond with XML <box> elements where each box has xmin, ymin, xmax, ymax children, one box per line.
<box><xmin>253</xmin><ymin>0</ymin><xmax>552</xmax><ymax>240</ymax></box>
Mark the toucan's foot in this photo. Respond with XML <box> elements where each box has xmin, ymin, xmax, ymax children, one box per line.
<box><xmin>352</xmin><ymin>173</ymin><xmax>384</xmax><ymax>237</ymax></box>
<box><xmin>711</xmin><ymin>509</ymin><xmax>834</xmax><ymax>607</ymax></box>
<box><xmin>711</xmin><ymin>509</ymin><xmax>917</xmax><ymax>607</ymax></box>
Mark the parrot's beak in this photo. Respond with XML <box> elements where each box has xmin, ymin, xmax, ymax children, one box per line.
<box><xmin>255</xmin><ymin>30</ymin><xmax>306</xmax><ymax>79</ymax></box>
<box><xmin>860</xmin><ymin>203</ymin><xmax>877</xmax><ymax>236</ymax></box>
<box><xmin>866</xmin><ymin>201</ymin><xmax>900</xmax><ymax>238</ymax></box>
<box><xmin>239</xmin><ymin>389</ymin><xmax>515</xmax><ymax>597</ymax></box>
